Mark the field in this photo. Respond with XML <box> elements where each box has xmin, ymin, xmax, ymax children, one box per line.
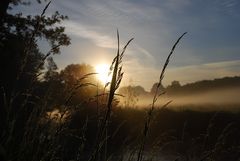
<box><xmin>38</xmin><ymin>104</ymin><xmax>240</xmax><ymax>161</ymax></box>
<box><xmin>1</xmin><ymin>2</ymin><xmax>240</xmax><ymax>161</ymax></box>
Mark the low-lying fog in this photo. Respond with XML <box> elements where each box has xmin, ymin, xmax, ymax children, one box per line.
<box><xmin>119</xmin><ymin>87</ymin><xmax>240</xmax><ymax>111</ymax></box>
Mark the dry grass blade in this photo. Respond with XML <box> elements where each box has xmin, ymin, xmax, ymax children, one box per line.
<box><xmin>76</xmin><ymin>117</ymin><xmax>89</xmax><ymax>161</ymax></box>
<box><xmin>136</xmin><ymin>32</ymin><xmax>187</xmax><ymax>161</ymax></box>
<box><xmin>76</xmin><ymin>72</ymin><xmax>98</xmax><ymax>83</ymax></box>
<box><xmin>120</xmin><ymin>38</ymin><xmax>134</xmax><ymax>57</ymax></box>
<box><xmin>65</xmin><ymin>82</ymin><xmax>97</xmax><ymax>106</ymax></box>
<box><xmin>1</xmin><ymin>86</ymin><xmax>7</xmax><ymax>112</ymax></box>
<box><xmin>17</xmin><ymin>1</ymin><xmax>52</xmax><ymax>80</ymax></box>
<box><xmin>89</xmin><ymin>30</ymin><xmax>133</xmax><ymax>161</ymax></box>
<box><xmin>158</xmin><ymin>32</ymin><xmax>187</xmax><ymax>84</ymax></box>
<box><xmin>36</xmin><ymin>44</ymin><xmax>61</xmax><ymax>72</ymax></box>
<box><xmin>41</xmin><ymin>1</ymin><xmax>51</xmax><ymax>17</ymax></box>
<box><xmin>63</xmin><ymin>73</ymin><xmax>98</xmax><ymax>108</ymax></box>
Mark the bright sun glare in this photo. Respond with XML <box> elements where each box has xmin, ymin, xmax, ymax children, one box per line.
<box><xmin>95</xmin><ymin>64</ymin><xmax>111</xmax><ymax>84</ymax></box>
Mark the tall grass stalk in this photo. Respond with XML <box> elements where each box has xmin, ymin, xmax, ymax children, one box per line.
<box><xmin>136</xmin><ymin>32</ymin><xmax>187</xmax><ymax>161</ymax></box>
<box><xmin>89</xmin><ymin>30</ymin><xmax>133</xmax><ymax>161</ymax></box>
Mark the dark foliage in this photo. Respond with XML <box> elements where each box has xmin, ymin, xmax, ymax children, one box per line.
<box><xmin>166</xmin><ymin>76</ymin><xmax>240</xmax><ymax>96</ymax></box>
<box><xmin>0</xmin><ymin>1</ymin><xmax>70</xmax><ymax>161</ymax></box>
<box><xmin>0</xmin><ymin>2</ymin><xmax>239</xmax><ymax>161</ymax></box>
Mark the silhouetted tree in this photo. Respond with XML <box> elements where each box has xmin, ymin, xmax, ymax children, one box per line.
<box><xmin>0</xmin><ymin>1</ymin><xmax>70</xmax><ymax>160</ymax></box>
<box><xmin>0</xmin><ymin>0</ymin><xmax>47</xmax><ymax>21</ymax></box>
<box><xmin>44</xmin><ymin>57</ymin><xmax>58</xmax><ymax>81</ymax></box>
<box><xmin>118</xmin><ymin>85</ymin><xmax>146</xmax><ymax>107</ymax></box>
<box><xmin>59</xmin><ymin>64</ymin><xmax>99</xmax><ymax>105</ymax></box>
<box><xmin>165</xmin><ymin>77</ymin><xmax>240</xmax><ymax>96</ymax></box>
<box><xmin>150</xmin><ymin>82</ymin><xmax>165</xmax><ymax>95</ymax></box>
<box><xmin>0</xmin><ymin>1</ymin><xmax>70</xmax><ymax>104</ymax></box>
<box><xmin>171</xmin><ymin>80</ymin><xmax>181</xmax><ymax>88</ymax></box>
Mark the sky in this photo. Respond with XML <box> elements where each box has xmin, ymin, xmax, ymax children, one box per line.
<box><xmin>14</xmin><ymin>0</ymin><xmax>240</xmax><ymax>91</ymax></box>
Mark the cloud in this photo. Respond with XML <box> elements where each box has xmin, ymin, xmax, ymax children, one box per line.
<box><xmin>203</xmin><ymin>59</ymin><xmax>240</xmax><ymax>68</ymax></box>
<box><xmin>15</xmin><ymin>0</ymin><xmax>240</xmax><ymax>91</ymax></box>
<box><xmin>121</xmin><ymin>59</ymin><xmax>240</xmax><ymax>91</ymax></box>
<box><xmin>134</xmin><ymin>45</ymin><xmax>154</xmax><ymax>59</ymax></box>
<box><xmin>64</xmin><ymin>21</ymin><xmax>117</xmax><ymax>49</ymax></box>
<box><xmin>166</xmin><ymin>60</ymin><xmax>240</xmax><ymax>85</ymax></box>
<box><xmin>64</xmin><ymin>20</ymin><xmax>155</xmax><ymax>64</ymax></box>
<box><xmin>220</xmin><ymin>0</ymin><xmax>238</xmax><ymax>8</ymax></box>
<box><xmin>164</xmin><ymin>0</ymin><xmax>191</xmax><ymax>11</ymax></box>
<box><xmin>121</xmin><ymin>58</ymin><xmax>159</xmax><ymax>89</ymax></box>
<box><xmin>213</xmin><ymin>0</ymin><xmax>239</xmax><ymax>16</ymax></box>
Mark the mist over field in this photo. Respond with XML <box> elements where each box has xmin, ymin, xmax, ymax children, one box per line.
<box><xmin>170</xmin><ymin>87</ymin><xmax>240</xmax><ymax>105</ymax></box>
<box><xmin>1</xmin><ymin>1</ymin><xmax>240</xmax><ymax>161</ymax></box>
<box><xmin>118</xmin><ymin>77</ymin><xmax>240</xmax><ymax>111</ymax></box>
<box><xmin>132</xmin><ymin>88</ymin><xmax>240</xmax><ymax>110</ymax></box>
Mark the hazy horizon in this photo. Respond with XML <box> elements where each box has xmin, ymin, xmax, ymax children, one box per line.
<box><xmin>118</xmin><ymin>87</ymin><xmax>240</xmax><ymax>111</ymax></box>
<box><xmin>2</xmin><ymin>1</ymin><xmax>240</xmax><ymax>160</ymax></box>
<box><xmin>12</xmin><ymin>0</ymin><xmax>240</xmax><ymax>91</ymax></box>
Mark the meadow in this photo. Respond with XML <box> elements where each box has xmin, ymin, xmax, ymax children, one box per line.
<box><xmin>1</xmin><ymin>2</ymin><xmax>240</xmax><ymax>161</ymax></box>
<box><xmin>1</xmin><ymin>29</ymin><xmax>239</xmax><ymax>161</ymax></box>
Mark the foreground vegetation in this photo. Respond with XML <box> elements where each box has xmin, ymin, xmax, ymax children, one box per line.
<box><xmin>0</xmin><ymin>1</ymin><xmax>239</xmax><ymax>161</ymax></box>
<box><xmin>68</xmin><ymin>106</ymin><xmax>240</xmax><ymax>161</ymax></box>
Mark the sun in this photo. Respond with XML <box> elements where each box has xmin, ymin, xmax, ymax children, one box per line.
<box><xmin>95</xmin><ymin>64</ymin><xmax>111</xmax><ymax>84</ymax></box>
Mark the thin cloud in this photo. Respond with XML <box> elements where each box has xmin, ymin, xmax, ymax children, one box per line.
<box><xmin>14</xmin><ymin>0</ymin><xmax>240</xmax><ymax>90</ymax></box>
<box><xmin>122</xmin><ymin>59</ymin><xmax>240</xmax><ymax>91</ymax></box>
<box><xmin>134</xmin><ymin>45</ymin><xmax>154</xmax><ymax>59</ymax></box>
<box><xmin>220</xmin><ymin>0</ymin><xmax>238</xmax><ymax>8</ymax></box>
<box><xmin>166</xmin><ymin>60</ymin><xmax>240</xmax><ymax>85</ymax></box>
<box><xmin>164</xmin><ymin>0</ymin><xmax>191</xmax><ymax>10</ymax></box>
<box><xmin>203</xmin><ymin>59</ymin><xmax>240</xmax><ymax>68</ymax></box>
<box><xmin>214</xmin><ymin>0</ymin><xmax>239</xmax><ymax>16</ymax></box>
<box><xmin>64</xmin><ymin>21</ymin><xmax>117</xmax><ymax>49</ymax></box>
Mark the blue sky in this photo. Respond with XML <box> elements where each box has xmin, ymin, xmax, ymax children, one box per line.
<box><xmin>14</xmin><ymin>0</ymin><xmax>240</xmax><ymax>90</ymax></box>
